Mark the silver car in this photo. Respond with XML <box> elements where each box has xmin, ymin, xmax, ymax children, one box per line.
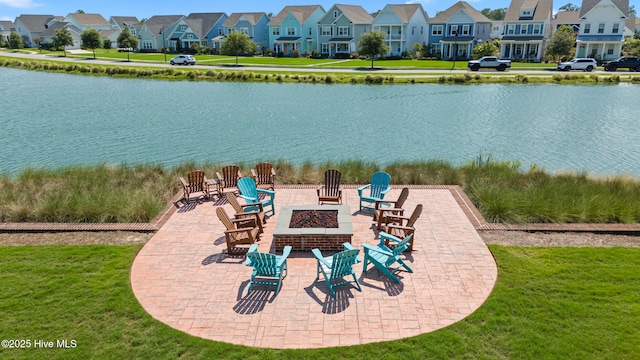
<box><xmin>557</xmin><ymin>58</ymin><xmax>597</xmax><ymax>72</ymax></box>
<box><xmin>170</xmin><ymin>55</ymin><xmax>196</xmax><ymax>66</ymax></box>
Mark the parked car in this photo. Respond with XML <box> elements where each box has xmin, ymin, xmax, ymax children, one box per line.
<box><xmin>557</xmin><ymin>58</ymin><xmax>597</xmax><ymax>72</ymax></box>
<box><xmin>467</xmin><ymin>56</ymin><xmax>511</xmax><ymax>71</ymax></box>
<box><xmin>602</xmin><ymin>56</ymin><xmax>640</xmax><ymax>72</ymax></box>
<box><xmin>170</xmin><ymin>55</ymin><xmax>196</xmax><ymax>65</ymax></box>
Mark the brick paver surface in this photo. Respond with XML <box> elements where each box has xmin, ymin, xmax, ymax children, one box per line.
<box><xmin>130</xmin><ymin>187</ymin><xmax>497</xmax><ymax>348</ymax></box>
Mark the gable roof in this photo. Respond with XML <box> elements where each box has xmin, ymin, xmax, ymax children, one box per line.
<box><xmin>110</xmin><ymin>16</ymin><xmax>140</xmax><ymax>29</ymax></box>
<box><xmin>387</xmin><ymin>4</ymin><xmax>424</xmax><ymax>23</ymax></box>
<box><xmin>504</xmin><ymin>0</ymin><xmax>553</xmax><ymax>21</ymax></box>
<box><xmin>223</xmin><ymin>12</ymin><xmax>267</xmax><ymax>27</ymax></box>
<box><xmin>554</xmin><ymin>11</ymin><xmax>581</xmax><ymax>24</ymax></box>
<box><xmin>15</xmin><ymin>14</ymin><xmax>60</xmax><ymax>32</ymax></box>
<box><xmin>580</xmin><ymin>0</ymin><xmax>629</xmax><ymax>18</ymax></box>
<box><xmin>0</xmin><ymin>20</ymin><xmax>14</xmax><ymax>31</ymax></box>
<box><xmin>185</xmin><ymin>13</ymin><xmax>226</xmax><ymax>37</ymax></box>
<box><xmin>65</xmin><ymin>13</ymin><xmax>110</xmax><ymax>27</ymax></box>
<box><xmin>144</xmin><ymin>15</ymin><xmax>184</xmax><ymax>36</ymax></box>
<box><xmin>334</xmin><ymin>4</ymin><xmax>374</xmax><ymax>24</ymax></box>
<box><xmin>431</xmin><ymin>1</ymin><xmax>490</xmax><ymax>23</ymax></box>
<box><xmin>268</xmin><ymin>5</ymin><xmax>324</xmax><ymax>26</ymax></box>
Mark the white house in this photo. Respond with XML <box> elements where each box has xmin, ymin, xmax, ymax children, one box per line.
<box><xmin>371</xmin><ymin>4</ymin><xmax>430</xmax><ymax>56</ymax></box>
<box><xmin>576</xmin><ymin>0</ymin><xmax>629</xmax><ymax>60</ymax></box>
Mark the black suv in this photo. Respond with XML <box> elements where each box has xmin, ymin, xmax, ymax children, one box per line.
<box><xmin>602</xmin><ymin>56</ymin><xmax>640</xmax><ymax>72</ymax></box>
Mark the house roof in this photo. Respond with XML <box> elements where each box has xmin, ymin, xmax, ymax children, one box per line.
<box><xmin>98</xmin><ymin>30</ymin><xmax>117</xmax><ymax>38</ymax></box>
<box><xmin>626</xmin><ymin>14</ymin><xmax>637</xmax><ymax>31</ymax></box>
<box><xmin>334</xmin><ymin>4</ymin><xmax>373</xmax><ymax>24</ymax></box>
<box><xmin>185</xmin><ymin>13</ymin><xmax>226</xmax><ymax>37</ymax></box>
<box><xmin>431</xmin><ymin>1</ymin><xmax>490</xmax><ymax>23</ymax></box>
<box><xmin>387</xmin><ymin>4</ymin><xmax>424</xmax><ymax>23</ymax></box>
<box><xmin>554</xmin><ymin>11</ymin><xmax>580</xmax><ymax>24</ymax></box>
<box><xmin>40</xmin><ymin>21</ymin><xmax>67</xmax><ymax>37</ymax></box>
<box><xmin>15</xmin><ymin>14</ymin><xmax>60</xmax><ymax>32</ymax></box>
<box><xmin>268</xmin><ymin>5</ymin><xmax>324</xmax><ymax>26</ymax></box>
<box><xmin>66</xmin><ymin>13</ymin><xmax>110</xmax><ymax>27</ymax></box>
<box><xmin>144</xmin><ymin>15</ymin><xmax>184</xmax><ymax>36</ymax></box>
<box><xmin>0</xmin><ymin>20</ymin><xmax>14</xmax><ymax>31</ymax></box>
<box><xmin>110</xmin><ymin>16</ymin><xmax>140</xmax><ymax>29</ymax></box>
<box><xmin>223</xmin><ymin>12</ymin><xmax>267</xmax><ymax>27</ymax></box>
<box><xmin>580</xmin><ymin>0</ymin><xmax>629</xmax><ymax>18</ymax></box>
<box><xmin>504</xmin><ymin>0</ymin><xmax>553</xmax><ymax>21</ymax></box>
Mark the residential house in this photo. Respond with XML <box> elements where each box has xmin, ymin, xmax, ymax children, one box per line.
<box><xmin>0</xmin><ymin>20</ymin><xmax>14</xmax><ymax>43</ymax></box>
<box><xmin>500</xmin><ymin>0</ymin><xmax>553</xmax><ymax>61</ymax></box>
<box><xmin>109</xmin><ymin>16</ymin><xmax>141</xmax><ymax>36</ymax></box>
<box><xmin>489</xmin><ymin>20</ymin><xmax>506</xmax><ymax>39</ymax></box>
<box><xmin>268</xmin><ymin>5</ymin><xmax>326</xmax><ymax>56</ymax></box>
<box><xmin>39</xmin><ymin>21</ymin><xmax>82</xmax><ymax>49</ymax></box>
<box><xmin>371</xmin><ymin>4</ymin><xmax>430</xmax><ymax>56</ymax></box>
<box><xmin>576</xmin><ymin>0</ymin><xmax>629</xmax><ymax>60</ymax></box>
<box><xmin>624</xmin><ymin>14</ymin><xmax>636</xmax><ymax>37</ymax></box>
<box><xmin>64</xmin><ymin>12</ymin><xmax>115</xmax><ymax>46</ymax></box>
<box><xmin>316</xmin><ymin>4</ymin><xmax>373</xmax><ymax>57</ymax></box>
<box><xmin>14</xmin><ymin>14</ymin><xmax>63</xmax><ymax>48</ymax></box>
<box><xmin>429</xmin><ymin>1</ymin><xmax>491</xmax><ymax>60</ymax></box>
<box><xmin>222</xmin><ymin>12</ymin><xmax>270</xmax><ymax>52</ymax></box>
<box><xmin>137</xmin><ymin>15</ymin><xmax>183</xmax><ymax>51</ymax></box>
<box><xmin>164</xmin><ymin>13</ymin><xmax>227</xmax><ymax>52</ymax></box>
<box><xmin>553</xmin><ymin>11</ymin><xmax>581</xmax><ymax>34</ymax></box>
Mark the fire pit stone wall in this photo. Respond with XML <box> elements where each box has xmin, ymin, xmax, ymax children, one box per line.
<box><xmin>273</xmin><ymin>205</ymin><xmax>353</xmax><ymax>251</ymax></box>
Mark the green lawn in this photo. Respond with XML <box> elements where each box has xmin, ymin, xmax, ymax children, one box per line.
<box><xmin>0</xmin><ymin>245</ymin><xmax>638</xmax><ymax>359</ymax></box>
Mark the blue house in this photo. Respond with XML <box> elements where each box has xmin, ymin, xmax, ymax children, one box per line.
<box><xmin>316</xmin><ymin>4</ymin><xmax>373</xmax><ymax>57</ymax></box>
<box><xmin>500</xmin><ymin>0</ymin><xmax>553</xmax><ymax>61</ymax></box>
<box><xmin>268</xmin><ymin>5</ymin><xmax>326</xmax><ymax>56</ymax></box>
<box><xmin>428</xmin><ymin>1</ymin><xmax>491</xmax><ymax>59</ymax></box>
<box><xmin>371</xmin><ymin>4</ymin><xmax>430</xmax><ymax>56</ymax></box>
<box><xmin>222</xmin><ymin>13</ymin><xmax>270</xmax><ymax>52</ymax></box>
<box><xmin>138</xmin><ymin>15</ymin><xmax>183</xmax><ymax>51</ymax></box>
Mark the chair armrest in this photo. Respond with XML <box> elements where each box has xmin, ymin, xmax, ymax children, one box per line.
<box><xmin>343</xmin><ymin>243</ymin><xmax>361</xmax><ymax>263</ymax></box>
<box><xmin>383</xmin><ymin>214</ymin><xmax>410</xmax><ymax>222</ymax></box>
<box><xmin>379</xmin><ymin>231</ymin><xmax>403</xmax><ymax>244</ymax></box>
<box><xmin>230</xmin><ymin>217</ymin><xmax>257</xmax><ymax>227</ymax></box>
<box><xmin>245</xmin><ymin>244</ymin><xmax>260</xmax><ymax>266</ymax></box>
<box><xmin>180</xmin><ymin>177</ymin><xmax>188</xmax><ymax>188</ymax></box>
<box><xmin>237</xmin><ymin>171</ymin><xmax>243</xmax><ymax>178</ymax></box>
<box><xmin>311</xmin><ymin>248</ymin><xmax>332</xmax><ymax>268</ymax></box>
<box><xmin>361</xmin><ymin>243</ymin><xmax>393</xmax><ymax>256</ymax></box>
<box><xmin>276</xmin><ymin>246</ymin><xmax>292</xmax><ymax>267</ymax></box>
<box><xmin>238</xmin><ymin>194</ymin><xmax>259</xmax><ymax>202</ymax></box>
<box><xmin>374</xmin><ymin>199</ymin><xmax>397</xmax><ymax>209</ymax></box>
<box><xmin>250</xmin><ymin>169</ymin><xmax>258</xmax><ymax>178</ymax></box>
<box><xmin>379</xmin><ymin>207</ymin><xmax>404</xmax><ymax>214</ymax></box>
<box><xmin>224</xmin><ymin>227</ymin><xmax>254</xmax><ymax>235</ymax></box>
<box><xmin>271</xmin><ymin>168</ymin><xmax>277</xmax><ymax>176</ymax></box>
<box><xmin>381</xmin><ymin>186</ymin><xmax>392</xmax><ymax>196</ymax></box>
<box><xmin>256</xmin><ymin>188</ymin><xmax>275</xmax><ymax>197</ymax></box>
<box><xmin>357</xmin><ymin>183</ymin><xmax>371</xmax><ymax>195</ymax></box>
<box><xmin>384</xmin><ymin>224</ymin><xmax>414</xmax><ymax>232</ymax></box>
<box><xmin>240</xmin><ymin>201</ymin><xmax>263</xmax><ymax>211</ymax></box>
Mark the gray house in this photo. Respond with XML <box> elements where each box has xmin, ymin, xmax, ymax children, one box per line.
<box><xmin>222</xmin><ymin>13</ymin><xmax>270</xmax><ymax>51</ymax></box>
<box><xmin>0</xmin><ymin>20</ymin><xmax>15</xmax><ymax>43</ymax></box>
<box><xmin>137</xmin><ymin>15</ymin><xmax>184</xmax><ymax>51</ymax></box>
<box><xmin>317</xmin><ymin>4</ymin><xmax>373</xmax><ymax>57</ymax></box>
<box><xmin>14</xmin><ymin>14</ymin><xmax>63</xmax><ymax>48</ymax></box>
<box><xmin>371</xmin><ymin>4</ymin><xmax>430</xmax><ymax>56</ymax></box>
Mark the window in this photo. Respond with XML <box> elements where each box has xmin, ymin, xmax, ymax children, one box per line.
<box><xmin>180</xmin><ymin>26</ymin><xmax>187</xmax><ymax>31</ymax></box>
<box><xmin>272</xmin><ymin>27</ymin><xmax>280</xmax><ymax>36</ymax></box>
<box><xmin>507</xmin><ymin>24</ymin><xmax>515</xmax><ymax>34</ymax></box>
<box><xmin>520</xmin><ymin>25</ymin><xmax>527</xmax><ymax>34</ymax></box>
<box><xmin>321</xmin><ymin>43</ymin><xmax>329</xmax><ymax>53</ymax></box>
<box><xmin>321</xmin><ymin>26</ymin><xmax>331</xmax><ymax>36</ymax></box>
<box><xmin>598</xmin><ymin>23</ymin><xmax>604</xmax><ymax>34</ymax></box>
<box><xmin>187</xmin><ymin>34</ymin><xmax>194</xmax><ymax>39</ymax></box>
<box><xmin>309</xmin><ymin>27</ymin><xmax>312</xmax><ymax>35</ymax></box>
<box><xmin>450</xmin><ymin>25</ymin><xmax>458</xmax><ymax>35</ymax></box>
<box><xmin>607</xmin><ymin>48</ymin><xmax>614</xmax><ymax>55</ymax></box>
<box><xmin>240</xmin><ymin>27</ymin><xmax>249</xmax><ymax>35</ymax></box>
<box><xmin>432</xmin><ymin>25</ymin><xmax>443</xmax><ymax>36</ymax></box>
<box><xmin>584</xmin><ymin>23</ymin><xmax>590</xmax><ymax>34</ymax></box>
<box><xmin>333</xmin><ymin>10</ymin><xmax>338</xmax><ymax>18</ymax></box>
<box><xmin>421</xmin><ymin>26</ymin><xmax>423</xmax><ymax>34</ymax></box>
<box><xmin>533</xmin><ymin>24</ymin><xmax>541</xmax><ymax>34</ymax></box>
<box><xmin>286</xmin><ymin>27</ymin><xmax>296</xmax><ymax>36</ymax></box>
<box><xmin>462</xmin><ymin>25</ymin><xmax>470</xmax><ymax>35</ymax></box>
<box><xmin>142</xmin><ymin>40</ymin><xmax>153</xmax><ymax>49</ymax></box>
<box><xmin>412</xmin><ymin>26</ymin><xmax>415</xmax><ymax>35</ymax></box>
<box><xmin>612</xmin><ymin>23</ymin><xmax>619</xmax><ymax>33</ymax></box>
<box><xmin>338</xmin><ymin>26</ymin><xmax>349</xmax><ymax>36</ymax></box>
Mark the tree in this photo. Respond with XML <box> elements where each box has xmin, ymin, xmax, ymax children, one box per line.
<box><xmin>51</xmin><ymin>27</ymin><xmax>73</xmax><ymax>56</ymax></box>
<box><xmin>8</xmin><ymin>31</ymin><xmax>23</xmax><ymax>49</ymax></box>
<box><xmin>622</xmin><ymin>38</ymin><xmax>640</xmax><ymax>56</ymax></box>
<box><xmin>545</xmin><ymin>25</ymin><xmax>576</xmax><ymax>62</ymax></box>
<box><xmin>76</xmin><ymin>10</ymin><xmax>85</xmax><ymax>14</ymax></box>
<box><xmin>220</xmin><ymin>30</ymin><xmax>256</xmax><ymax>65</ymax></box>
<box><xmin>472</xmin><ymin>40</ymin><xmax>500</xmax><ymax>59</ymax></box>
<box><xmin>116</xmin><ymin>27</ymin><xmax>138</xmax><ymax>61</ymax></box>
<box><xmin>558</xmin><ymin>3</ymin><xmax>580</xmax><ymax>11</ymax></box>
<box><xmin>480</xmin><ymin>8</ymin><xmax>507</xmax><ymax>20</ymax></box>
<box><xmin>357</xmin><ymin>30</ymin><xmax>389</xmax><ymax>69</ymax></box>
<box><xmin>629</xmin><ymin>5</ymin><xmax>636</xmax><ymax>16</ymax></box>
<box><xmin>103</xmin><ymin>39</ymin><xmax>112</xmax><ymax>49</ymax></box>
<box><xmin>81</xmin><ymin>28</ymin><xmax>102</xmax><ymax>59</ymax></box>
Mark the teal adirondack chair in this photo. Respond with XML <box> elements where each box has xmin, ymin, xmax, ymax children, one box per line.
<box><xmin>357</xmin><ymin>171</ymin><xmax>391</xmax><ymax>211</ymax></box>
<box><xmin>312</xmin><ymin>243</ymin><xmax>362</xmax><ymax>298</ymax></box>
<box><xmin>237</xmin><ymin>177</ymin><xmax>275</xmax><ymax>216</ymax></box>
<box><xmin>362</xmin><ymin>232</ymin><xmax>413</xmax><ymax>283</ymax></box>
<box><xmin>245</xmin><ymin>244</ymin><xmax>292</xmax><ymax>295</ymax></box>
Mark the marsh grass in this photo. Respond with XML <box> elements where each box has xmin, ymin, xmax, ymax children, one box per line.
<box><xmin>0</xmin><ymin>245</ymin><xmax>638</xmax><ymax>359</ymax></box>
<box><xmin>3</xmin><ymin>158</ymin><xmax>640</xmax><ymax>224</ymax></box>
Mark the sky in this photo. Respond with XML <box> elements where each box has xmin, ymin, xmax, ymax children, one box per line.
<box><xmin>4</xmin><ymin>0</ymin><xmax>630</xmax><ymax>22</ymax></box>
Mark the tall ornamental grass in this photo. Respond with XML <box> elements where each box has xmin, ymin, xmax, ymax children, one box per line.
<box><xmin>2</xmin><ymin>158</ymin><xmax>640</xmax><ymax>224</ymax></box>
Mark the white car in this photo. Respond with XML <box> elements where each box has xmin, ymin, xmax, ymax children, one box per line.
<box><xmin>557</xmin><ymin>58</ymin><xmax>597</xmax><ymax>72</ymax></box>
<box><xmin>170</xmin><ymin>55</ymin><xmax>196</xmax><ymax>65</ymax></box>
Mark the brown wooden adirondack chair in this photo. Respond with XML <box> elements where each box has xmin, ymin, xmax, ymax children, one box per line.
<box><xmin>380</xmin><ymin>204</ymin><xmax>423</xmax><ymax>252</ymax></box>
<box><xmin>180</xmin><ymin>170</ymin><xmax>210</xmax><ymax>203</ymax></box>
<box><xmin>226</xmin><ymin>193</ymin><xmax>265</xmax><ymax>233</ymax></box>
<box><xmin>251</xmin><ymin>162</ymin><xmax>276</xmax><ymax>190</ymax></box>
<box><xmin>215</xmin><ymin>207</ymin><xmax>260</xmax><ymax>255</ymax></box>
<box><xmin>374</xmin><ymin>187</ymin><xmax>409</xmax><ymax>230</ymax></box>
<box><xmin>216</xmin><ymin>165</ymin><xmax>242</xmax><ymax>194</ymax></box>
<box><xmin>316</xmin><ymin>169</ymin><xmax>342</xmax><ymax>204</ymax></box>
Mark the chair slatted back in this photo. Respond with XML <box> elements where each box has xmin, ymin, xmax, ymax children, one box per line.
<box><xmin>226</xmin><ymin>193</ymin><xmax>244</xmax><ymax>214</ymax></box>
<box><xmin>406</xmin><ymin>204</ymin><xmax>423</xmax><ymax>227</ymax></box>
<box><xmin>323</xmin><ymin>169</ymin><xmax>342</xmax><ymax>197</ymax></box>
<box><xmin>216</xmin><ymin>207</ymin><xmax>234</xmax><ymax>232</ymax></box>
<box><xmin>185</xmin><ymin>170</ymin><xmax>206</xmax><ymax>193</ymax></box>
<box><xmin>330</xmin><ymin>249</ymin><xmax>360</xmax><ymax>279</ymax></box>
<box><xmin>369</xmin><ymin>172</ymin><xmax>391</xmax><ymax>198</ymax></box>
<box><xmin>247</xmin><ymin>251</ymin><xmax>278</xmax><ymax>276</ymax></box>
<box><xmin>237</xmin><ymin>177</ymin><xmax>259</xmax><ymax>200</ymax></box>
<box><xmin>220</xmin><ymin>165</ymin><xmax>241</xmax><ymax>188</ymax></box>
<box><xmin>391</xmin><ymin>234</ymin><xmax>413</xmax><ymax>258</ymax></box>
<box><xmin>396</xmin><ymin>187</ymin><xmax>410</xmax><ymax>209</ymax></box>
<box><xmin>253</xmin><ymin>162</ymin><xmax>274</xmax><ymax>186</ymax></box>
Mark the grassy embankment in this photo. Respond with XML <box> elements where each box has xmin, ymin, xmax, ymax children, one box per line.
<box><xmin>2</xmin><ymin>50</ymin><xmax>639</xmax><ymax>84</ymax></box>
<box><xmin>0</xmin><ymin>245</ymin><xmax>638</xmax><ymax>359</ymax></box>
<box><xmin>2</xmin><ymin>158</ymin><xmax>640</xmax><ymax>224</ymax></box>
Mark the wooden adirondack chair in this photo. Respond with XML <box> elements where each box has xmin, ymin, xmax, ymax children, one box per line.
<box><xmin>381</xmin><ymin>204</ymin><xmax>423</xmax><ymax>252</ymax></box>
<box><xmin>312</xmin><ymin>243</ymin><xmax>362</xmax><ymax>298</ymax></box>
<box><xmin>237</xmin><ymin>177</ymin><xmax>275</xmax><ymax>216</ymax></box>
<box><xmin>180</xmin><ymin>170</ymin><xmax>210</xmax><ymax>203</ymax></box>
<box><xmin>216</xmin><ymin>165</ymin><xmax>243</xmax><ymax>194</ymax></box>
<box><xmin>357</xmin><ymin>171</ymin><xmax>391</xmax><ymax>211</ymax></box>
<box><xmin>374</xmin><ymin>187</ymin><xmax>409</xmax><ymax>229</ymax></box>
<box><xmin>226</xmin><ymin>193</ymin><xmax>264</xmax><ymax>233</ymax></box>
<box><xmin>316</xmin><ymin>169</ymin><xmax>343</xmax><ymax>204</ymax></box>
<box><xmin>215</xmin><ymin>207</ymin><xmax>260</xmax><ymax>255</ymax></box>
<box><xmin>362</xmin><ymin>232</ymin><xmax>413</xmax><ymax>283</ymax></box>
<box><xmin>251</xmin><ymin>162</ymin><xmax>276</xmax><ymax>190</ymax></box>
<box><xmin>245</xmin><ymin>244</ymin><xmax>292</xmax><ymax>295</ymax></box>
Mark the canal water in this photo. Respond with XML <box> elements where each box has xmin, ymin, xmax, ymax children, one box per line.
<box><xmin>1</xmin><ymin>67</ymin><xmax>639</xmax><ymax>176</ymax></box>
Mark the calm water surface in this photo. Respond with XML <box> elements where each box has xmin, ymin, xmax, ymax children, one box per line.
<box><xmin>1</xmin><ymin>67</ymin><xmax>639</xmax><ymax>176</ymax></box>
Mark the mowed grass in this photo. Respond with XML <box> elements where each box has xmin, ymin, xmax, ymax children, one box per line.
<box><xmin>0</xmin><ymin>245</ymin><xmax>638</xmax><ymax>359</ymax></box>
